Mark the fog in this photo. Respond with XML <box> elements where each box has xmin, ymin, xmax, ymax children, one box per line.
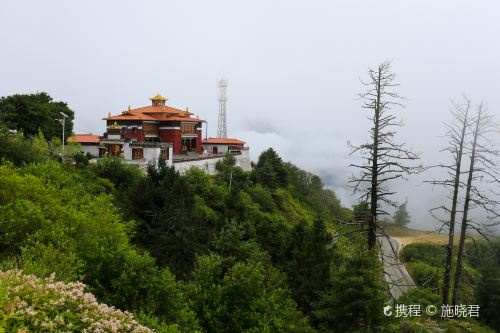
<box><xmin>1</xmin><ymin>0</ymin><xmax>499</xmax><ymax>231</ymax></box>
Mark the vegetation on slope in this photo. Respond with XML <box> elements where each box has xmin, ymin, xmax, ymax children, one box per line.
<box><xmin>0</xmin><ymin>121</ymin><xmax>498</xmax><ymax>332</ymax></box>
<box><xmin>0</xmin><ymin>270</ymin><xmax>154</xmax><ymax>332</ymax></box>
<box><xmin>400</xmin><ymin>241</ymin><xmax>500</xmax><ymax>332</ymax></box>
<box><xmin>0</xmin><ymin>129</ymin><xmax>387</xmax><ymax>332</ymax></box>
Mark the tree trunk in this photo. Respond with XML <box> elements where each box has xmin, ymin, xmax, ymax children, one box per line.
<box><xmin>442</xmin><ymin>106</ymin><xmax>469</xmax><ymax>305</ymax></box>
<box><xmin>368</xmin><ymin>68</ymin><xmax>382</xmax><ymax>250</ymax></box>
<box><xmin>452</xmin><ymin>111</ymin><xmax>480</xmax><ymax>305</ymax></box>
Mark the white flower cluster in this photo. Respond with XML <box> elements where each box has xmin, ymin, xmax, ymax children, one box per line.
<box><xmin>0</xmin><ymin>270</ymin><xmax>154</xmax><ymax>332</ymax></box>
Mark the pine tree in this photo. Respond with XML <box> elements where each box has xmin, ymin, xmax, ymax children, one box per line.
<box><xmin>314</xmin><ymin>249</ymin><xmax>387</xmax><ymax>332</ymax></box>
<box><xmin>393</xmin><ymin>204</ymin><xmax>410</xmax><ymax>227</ymax></box>
<box><xmin>253</xmin><ymin>148</ymin><xmax>288</xmax><ymax>189</ymax></box>
<box><xmin>284</xmin><ymin>219</ymin><xmax>333</xmax><ymax>316</ymax></box>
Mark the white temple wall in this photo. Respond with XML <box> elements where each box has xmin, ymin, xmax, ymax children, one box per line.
<box><xmin>174</xmin><ymin>150</ymin><xmax>251</xmax><ymax>175</ymax></box>
<box><xmin>235</xmin><ymin>149</ymin><xmax>251</xmax><ymax>172</ymax></box>
<box><xmin>122</xmin><ymin>143</ymin><xmax>131</xmax><ymax>160</ymax></box>
<box><xmin>80</xmin><ymin>145</ymin><xmax>99</xmax><ymax>157</ymax></box>
<box><xmin>143</xmin><ymin>147</ymin><xmax>161</xmax><ymax>162</ymax></box>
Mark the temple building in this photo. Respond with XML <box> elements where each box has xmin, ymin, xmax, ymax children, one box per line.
<box><xmin>69</xmin><ymin>94</ymin><xmax>251</xmax><ymax>173</ymax></box>
<box><xmin>202</xmin><ymin>138</ymin><xmax>246</xmax><ymax>154</ymax></box>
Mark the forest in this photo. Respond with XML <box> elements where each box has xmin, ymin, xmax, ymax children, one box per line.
<box><xmin>0</xmin><ymin>126</ymin><xmax>498</xmax><ymax>332</ymax></box>
<box><xmin>1</xmin><ymin>64</ymin><xmax>500</xmax><ymax>333</ymax></box>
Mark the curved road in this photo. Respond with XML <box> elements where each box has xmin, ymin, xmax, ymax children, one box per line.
<box><xmin>378</xmin><ymin>236</ymin><xmax>416</xmax><ymax>299</ymax></box>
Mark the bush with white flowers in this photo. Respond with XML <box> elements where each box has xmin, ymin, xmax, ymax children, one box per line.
<box><xmin>0</xmin><ymin>270</ymin><xmax>153</xmax><ymax>332</ymax></box>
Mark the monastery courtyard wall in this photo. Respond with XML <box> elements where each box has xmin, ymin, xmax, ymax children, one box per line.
<box><xmin>172</xmin><ymin>149</ymin><xmax>251</xmax><ymax>175</ymax></box>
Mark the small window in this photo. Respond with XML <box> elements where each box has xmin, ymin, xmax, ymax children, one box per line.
<box><xmin>144</xmin><ymin>124</ymin><xmax>158</xmax><ymax>133</ymax></box>
<box><xmin>161</xmin><ymin>149</ymin><xmax>169</xmax><ymax>160</ymax></box>
<box><xmin>181</xmin><ymin>124</ymin><xmax>195</xmax><ymax>134</ymax></box>
<box><xmin>132</xmin><ymin>148</ymin><xmax>143</xmax><ymax>160</ymax></box>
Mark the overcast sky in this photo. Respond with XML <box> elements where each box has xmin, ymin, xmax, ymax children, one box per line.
<box><xmin>1</xmin><ymin>0</ymin><xmax>499</xmax><ymax>230</ymax></box>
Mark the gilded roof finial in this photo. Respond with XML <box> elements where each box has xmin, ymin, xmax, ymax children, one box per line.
<box><xmin>128</xmin><ymin>105</ymin><xmax>131</xmax><ymax>111</ymax></box>
<box><xmin>185</xmin><ymin>106</ymin><xmax>189</xmax><ymax>112</ymax></box>
<box><xmin>108</xmin><ymin>121</ymin><xmax>121</xmax><ymax>129</ymax></box>
<box><xmin>107</xmin><ymin>112</ymin><xmax>111</xmax><ymax>118</ymax></box>
<box><xmin>149</xmin><ymin>94</ymin><xmax>167</xmax><ymax>101</ymax></box>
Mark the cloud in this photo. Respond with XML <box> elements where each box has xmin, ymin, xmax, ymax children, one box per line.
<box><xmin>2</xmin><ymin>0</ymin><xmax>500</xmax><ymax>232</ymax></box>
<box><xmin>241</xmin><ymin>119</ymin><xmax>279</xmax><ymax>135</ymax></box>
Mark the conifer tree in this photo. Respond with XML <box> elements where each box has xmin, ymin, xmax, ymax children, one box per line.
<box><xmin>253</xmin><ymin>148</ymin><xmax>288</xmax><ymax>189</ymax></box>
<box><xmin>393</xmin><ymin>204</ymin><xmax>410</xmax><ymax>227</ymax></box>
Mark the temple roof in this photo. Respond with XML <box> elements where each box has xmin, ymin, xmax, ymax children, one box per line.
<box><xmin>203</xmin><ymin>138</ymin><xmax>246</xmax><ymax>145</ymax></box>
<box><xmin>104</xmin><ymin>100</ymin><xmax>203</xmax><ymax>123</ymax></box>
<box><xmin>68</xmin><ymin>134</ymin><xmax>100</xmax><ymax>144</ymax></box>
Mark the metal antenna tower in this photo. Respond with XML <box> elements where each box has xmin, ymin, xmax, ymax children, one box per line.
<box><xmin>217</xmin><ymin>78</ymin><xmax>228</xmax><ymax>138</ymax></box>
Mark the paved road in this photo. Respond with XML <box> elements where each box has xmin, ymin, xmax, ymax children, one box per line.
<box><xmin>378</xmin><ymin>236</ymin><xmax>416</xmax><ymax>299</ymax></box>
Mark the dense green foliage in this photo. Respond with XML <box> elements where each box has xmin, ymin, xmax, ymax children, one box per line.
<box><xmin>129</xmin><ymin>161</ymin><xmax>215</xmax><ymax>278</ymax></box>
<box><xmin>0</xmin><ymin>160</ymin><xmax>199</xmax><ymax>332</ymax></box>
<box><xmin>185</xmin><ymin>253</ymin><xmax>313</xmax><ymax>333</ymax></box>
<box><xmin>1</xmin><ymin>129</ymin><xmax>495</xmax><ymax>332</ymax></box>
<box><xmin>466</xmin><ymin>240</ymin><xmax>500</xmax><ymax>331</ymax></box>
<box><xmin>0</xmin><ymin>137</ymin><xmax>366</xmax><ymax>331</ymax></box>
<box><xmin>0</xmin><ymin>92</ymin><xmax>74</xmax><ymax>140</ymax></box>
<box><xmin>401</xmin><ymin>243</ymin><xmax>460</xmax><ymax>296</ymax></box>
<box><xmin>252</xmin><ymin>148</ymin><xmax>288</xmax><ymax>189</ymax></box>
<box><xmin>353</xmin><ymin>201</ymin><xmax>370</xmax><ymax>223</ymax></box>
<box><xmin>400</xmin><ymin>241</ymin><xmax>500</xmax><ymax>331</ymax></box>
<box><xmin>400</xmin><ymin>243</ymin><xmax>445</xmax><ymax>267</ymax></box>
<box><xmin>401</xmin><ymin>242</ymin><xmax>446</xmax><ymax>289</ymax></box>
<box><xmin>0</xmin><ymin>129</ymin><xmax>48</xmax><ymax>165</ymax></box>
<box><xmin>314</xmin><ymin>249</ymin><xmax>388</xmax><ymax>332</ymax></box>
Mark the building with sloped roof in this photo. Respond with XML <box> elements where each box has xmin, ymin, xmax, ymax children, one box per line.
<box><xmin>203</xmin><ymin>138</ymin><xmax>246</xmax><ymax>155</ymax></box>
<box><xmin>68</xmin><ymin>134</ymin><xmax>100</xmax><ymax>156</ymax></box>
<box><xmin>101</xmin><ymin>94</ymin><xmax>203</xmax><ymax>160</ymax></box>
<box><xmin>69</xmin><ymin>94</ymin><xmax>251</xmax><ymax>173</ymax></box>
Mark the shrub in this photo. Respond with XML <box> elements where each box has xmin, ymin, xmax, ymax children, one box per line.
<box><xmin>400</xmin><ymin>243</ymin><xmax>445</xmax><ymax>267</ymax></box>
<box><xmin>186</xmin><ymin>254</ymin><xmax>314</xmax><ymax>333</ymax></box>
<box><xmin>407</xmin><ymin>261</ymin><xmax>437</xmax><ymax>288</ymax></box>
<box><xmin>0</xmin><ymin>270</ymin><xmax>152</xmax><ymax>332</ymax></box>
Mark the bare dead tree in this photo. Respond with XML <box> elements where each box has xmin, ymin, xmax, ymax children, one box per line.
<box><xmin>426</xmin><ymin>96</ymin><xmax>471</xmax><ymax>306</ymax></box>
<box><xmin>452</xmin><ymin>103</ymin><xmax>500</xmax><ymax>305</ymax></box>
<box><xmin>349</xmin><ymin>61</ymin><xmax>421</xmax><ymax>250</ymax></box>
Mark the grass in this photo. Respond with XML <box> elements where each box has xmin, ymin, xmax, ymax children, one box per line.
<box><xmin>383</xmin><ymin>224</ymin><xmax>462</xmax><ymax>249</ymax></box>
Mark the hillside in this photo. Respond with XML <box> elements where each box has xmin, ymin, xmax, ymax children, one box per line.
<box><xmin>0</xmin><ymin>129</ymin><xmax>498</xmax><ymax>332</ymax></box>
<box><xmin>385</xmin><ymin>224</ymin><xmax>462</xmax><ymax>248</ymax></box>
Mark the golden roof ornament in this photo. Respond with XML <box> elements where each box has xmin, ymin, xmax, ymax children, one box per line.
<box><xmin>108</xmin><ymin>121</ymin><xmax>121</xmax><ymax>129</ymax></box>
<box><xmin>149</xmin><ymin>94</ymin><xmax>167</xmax><ymax>101</ymax></box>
